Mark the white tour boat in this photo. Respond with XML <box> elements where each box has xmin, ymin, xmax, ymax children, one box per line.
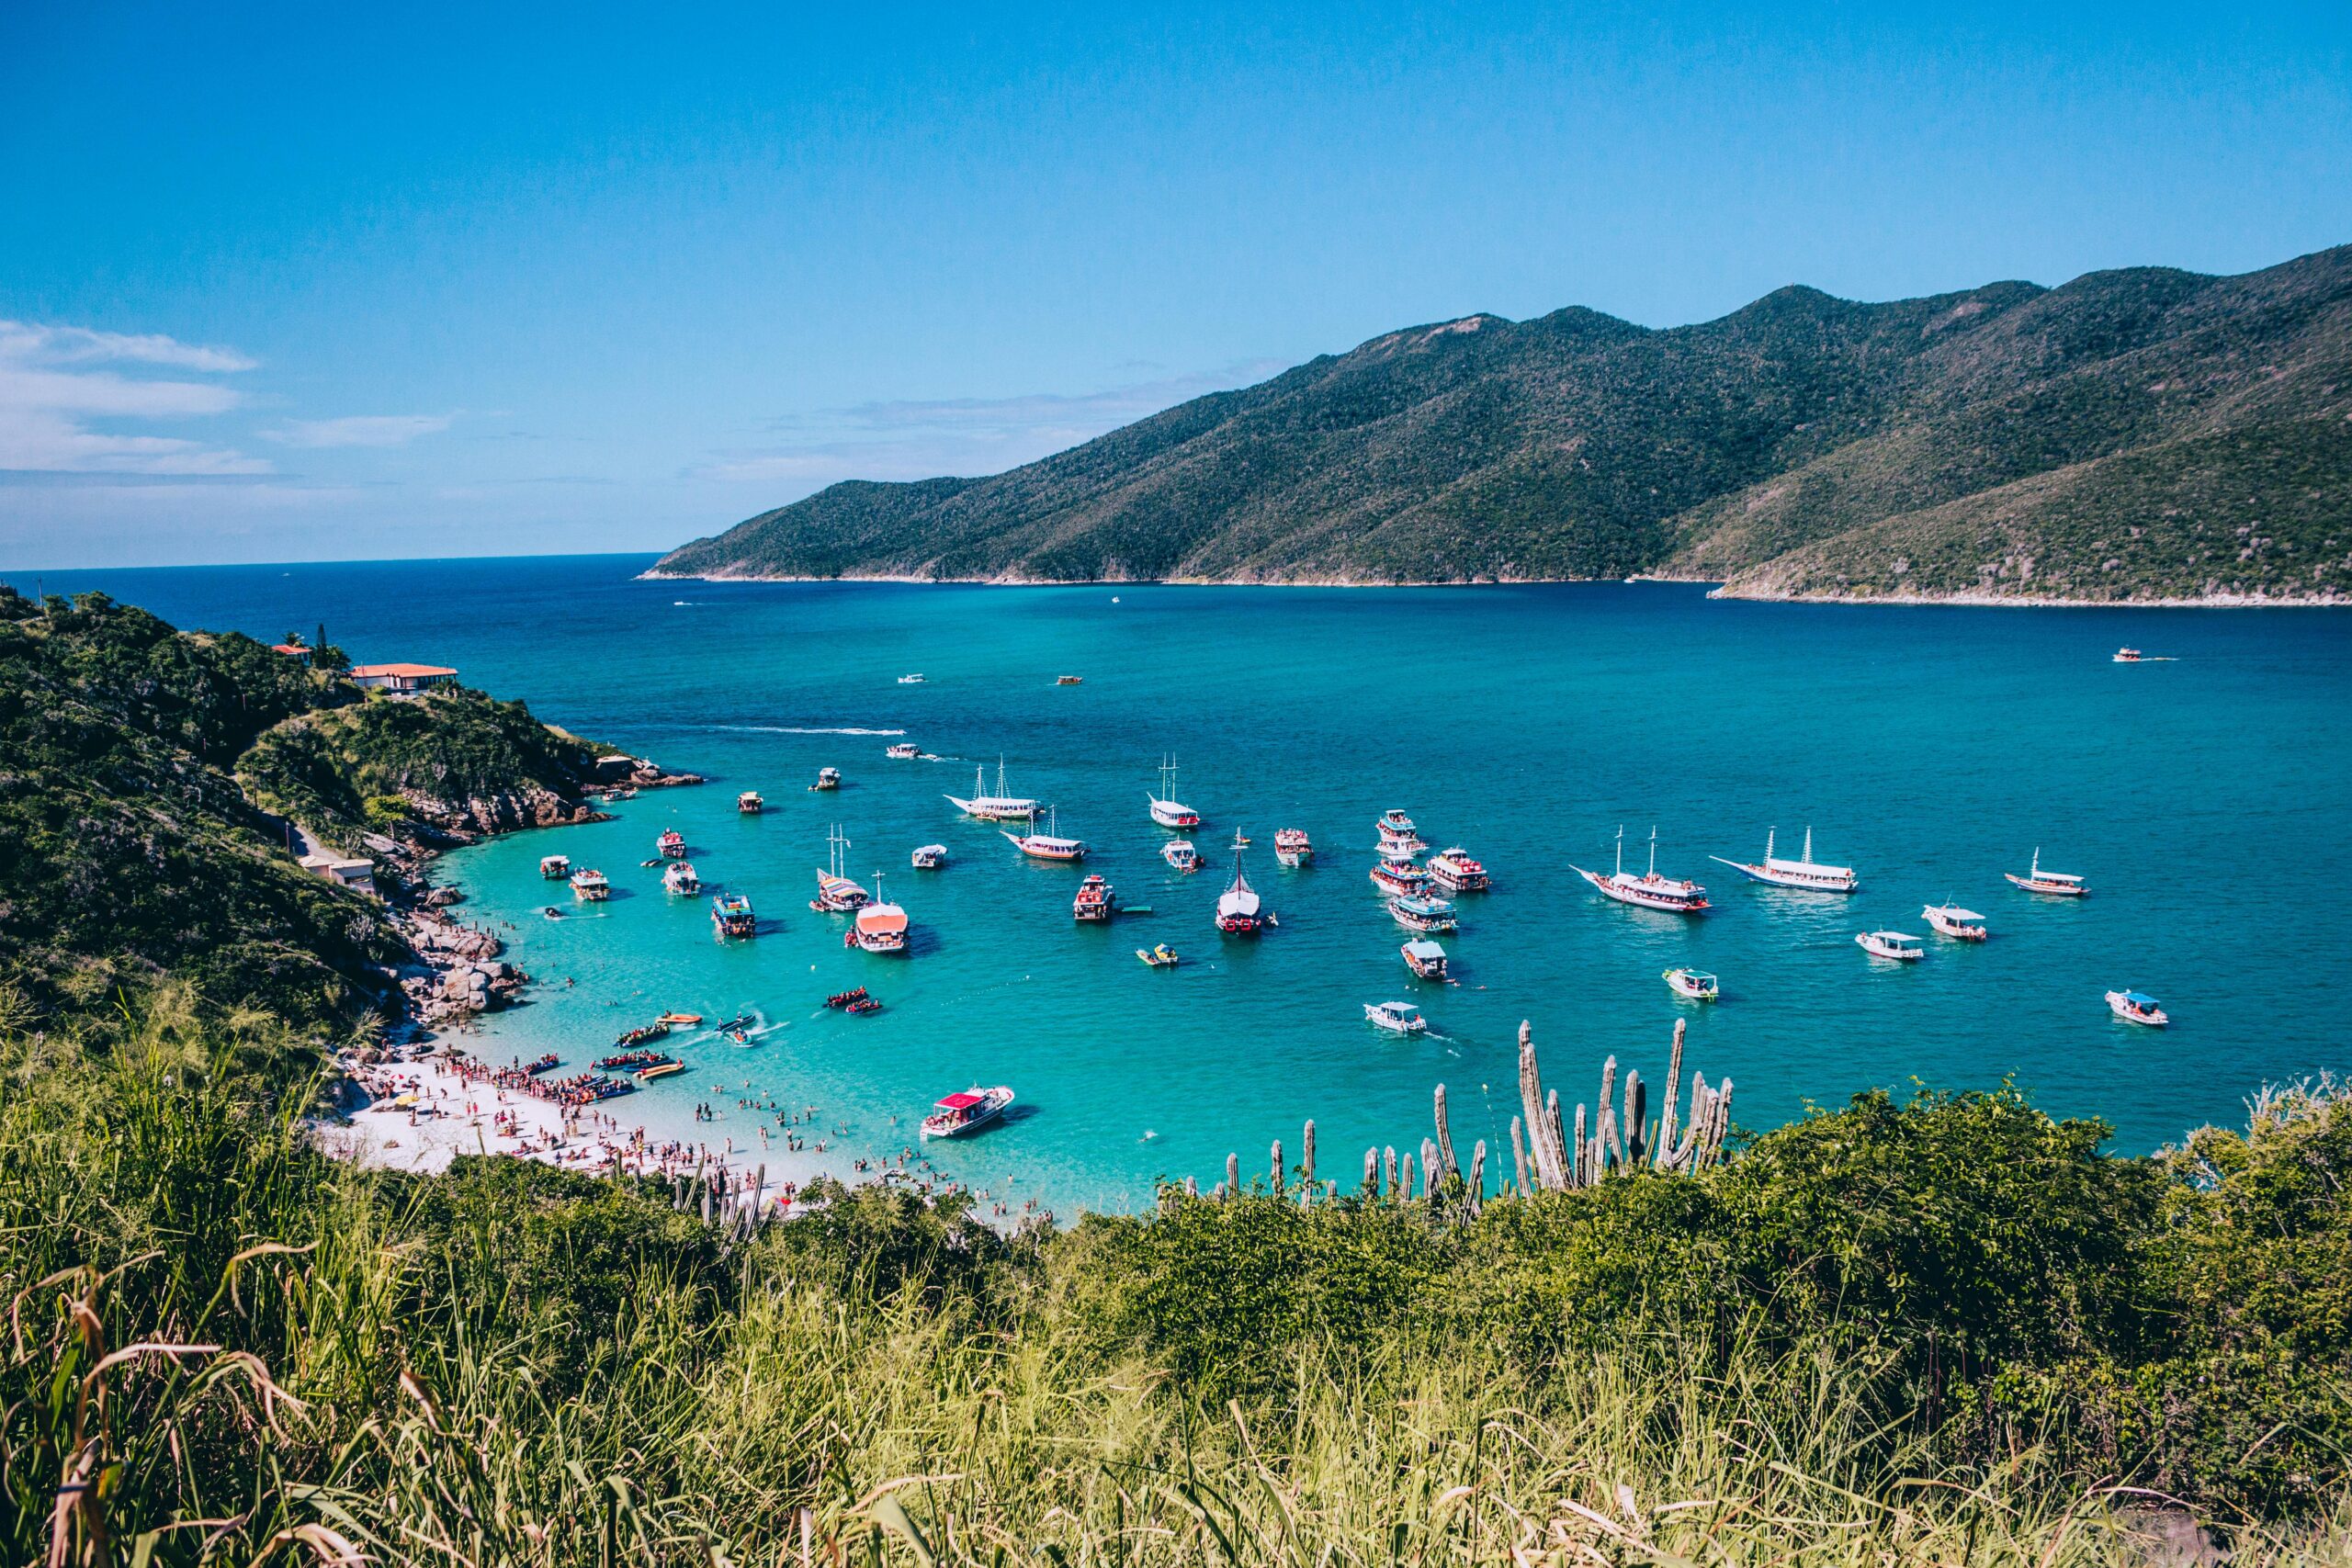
<box><xmin>662</xmin><ymin>860</ymin><xmax>701</xmax><ymax>895</ymax></box>
<box><xmin>1147</xmin><ymin>755</ymin><xmax>1202</xmax><ymax>829</ymax></box>
<box><xmin>539</xmin><ymin>853</ymin><xmax>570</xmax><ymax>879</ymax></box>
<box><xmin>569</xmin><ymin>867</ymin><xmax>610</xmax><ymax>901</ymax></box>
<box><xmin>2006</xmin><ymin>849</ymin><xmax>2088</xmax><ymax>897</ymax></box>
<box><xmin>886</xmin><ymin>742</ymin><xmax>920</xmax><ymax>760</ymax></box>
<box><xmin>845</xmin><ymin>876</ymin><xmax>909</xmax><ymax>953</ymax></box>
<box><xmin>946</xmin><ymin>759</ymin><xmax>1039</xmax><ymax>822</ymax></box>
<box><xmin>1710</xmin><ymin>827</ymin><xmax>1857</xmax><ymax>893</ymax></box>
<box><xmin>1072</xmin><ymin>874</ymin><xmax>1118</xmax><ymax>922</ymax></box>
<box><xmin>1923</xmin><ymin>903</ymin><xmax>1988</xmax><ymax>941</ymax></box>
<box><xmin>1425</xmin><ymin>846</ymin><xmax>1488</xmax><ymax>892</ymax></box>
<box><xmin>1572</xmin><ymin>827</ymin><xmax>1711</xmax><ymax>914</ymax></box>
<box><xmin>1163</xmin><ymin>839</ymin><xmax>1201</xmax><ymax>872</ymax></box>
<box><xmin>657</xmin><ymin>828</ymin><xmax>687</xmax><ymax>859</ymax></box>
<box><xmin>1216</xmin><ymin>831</ymin><xmax>1266</xmax><ymax>934</ymax></box>
<box><xmin>1363</xmin><ymin>1000</ymin><xmax>1429</xmax><ymax>1036</ymax></box>
<box><xmin>2106</xmin><ymin>988</ymin><xmax>2168</xmax><ymax>1027</ymax></box>
<box><xmin>1856</xmin><ymin>931</ymin><xmax>1925</xmax><ymax>961</ymax></box>
<box><xmin>898</xmin><ymin>673</ymin><xmax>927</xmax><ymax>684</ymax></box>
<box><xmin>737</xmin><ymin>790</ymin><xmax>763</xmax><ymax>815</ymax></box>
<box><xmin>1002</xmin><ymin>805</ymin><xmax>1087</xmax><ymax>861</ymax></box>
<box><xmin>1376</xmin><ymin>811</ymin><xmax>1427</xmax><ymax>854</ymax></box>
<box><xmin>1273</xmin><ymin>828</ymin><xmax>1313</xmax><ymax>867</ymax></box>
<box><xmin>910</xmin><ymin>843</ymin><xmax>948</xmax><ymax>869</ymax></box>
<box><xmin>811</xmin><ymin>825</ymin><xmax>871</xmax><ymax>911</ymax></box>
<box><xmin>1401</xmin><ymin>939</ymin><xmax>1449</xmax><ymax>980</ymax></box>
<box><xmin>920</xmin><ymin>1085</ymin><xmax>1013</xmax><ymax>1138</ymax></box>
<box><xmin>1663</xmin><ymin>967</ymin><xmax>1719</xmax><ymax>1000</ymax></box>
<box><xmin>1369</xmin><ymin>855</ymin><xmax>1430</xmax><ymax>897</ymax></box>
<box><xmin>1388</xmin><ymin>895</ymin><xmax>1458</xmax><ymax>933</ymax></box>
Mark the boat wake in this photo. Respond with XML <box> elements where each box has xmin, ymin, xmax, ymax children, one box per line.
<box><xmin>712</xmin><ymin>724</ymin><xmax>908</xmax><ymax>737</ymax></box>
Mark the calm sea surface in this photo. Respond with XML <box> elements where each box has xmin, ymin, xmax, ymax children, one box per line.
<box><xmin>32</xmin><ymin>555</ymin><xmax>2352</xmax><ymax>1213</ymax></box>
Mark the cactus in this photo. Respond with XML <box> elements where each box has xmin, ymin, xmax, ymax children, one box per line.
<box><xmin>1623</xmin><ymin>1069</ymin><xmax>1646</xmax><ymax>1168</ymax></box>
<box><xmin>1420</xmin><ymin>1137</ymin><xmax>1442</xmax><ymax>1200</ymax></box>
<box><xmin>1385</xmin><ymin>1145</ymin><xmax>1398</xmax><ymax>1200</ymax></box>
<box><xmin>1573</xmin><ymin>1101</ymin><xmax>1589</xmax><ymax>1187</ymax></box>
<box><xmin>1433</xmin><ymin>1085</ymin><xmax>1458</xmax><ymax>1180</ymax></box>
<box><xmin>1510</xmin><ymin>1116</ymin><xmax>1529</xmax><ymax>1197</ymax></box>
<box><xmin>1302</xmin><ymin>1120</ymin><xmax>1317</xmax><ymax>1192</ymax></box>
<box><xmin>1272</xmin><ymin>1139</ymin><xmax>1284</xmax><ymax>1194</ymax></box>
<box><xmin>1363</xmin><ymin>1147</ymin><xmax>1379</xmax><ymax>1195</ymax></box>
<box><xmin>1227</xmin><ymin>1151</ymin><xmax>1240</xmax><ymax>1197</ymax></box>
<box><xmin>1516</xmin><ymin>1021</ymin><xmax>1561</xmax><ymax>1189</ymax></box>
<box><xmin>1398</xmin><ymin>1150</ymin><xmax>1416</xmax><ymax>1205</ymax></box>
<box><xmin>1183</xmin><ymin>1174</ymin><xmax>1199</xmax><ymax>1198</ymax></box>
<box><xmin>1468</xmin><ymin>1139</ymin><xmax>1487</xmax><ymax>1206</ymax></box>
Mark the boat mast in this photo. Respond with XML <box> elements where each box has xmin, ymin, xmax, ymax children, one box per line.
<box><xmin>1766</xmin><ymin>826</ymin><xmax>1776</xmax><ymax>863</ymax></box>
<box><xmin>827</xmin><ymin>823</ymin><xmax>852</xmax><ymax>878</ymax></box>
<box><xmin>1647</xmin><ymin>826</ymin><xmax>1658</xmax><ymax>880</ymax></box>
<box><xmin>1802</xmin><ymin>826</ymin><xmax>1814</xmax><ymax>865</ymax></box>
<box><xmin>1613</xmin><ymin>824</ymin><xmax>1624</xmax><ymax>879</ymax></box>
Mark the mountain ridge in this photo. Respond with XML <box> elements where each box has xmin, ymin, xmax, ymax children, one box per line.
<box><xmin>654</xmin><ymin>245</ymin><xmax>2352</xmax><ymax>602</ymax></box>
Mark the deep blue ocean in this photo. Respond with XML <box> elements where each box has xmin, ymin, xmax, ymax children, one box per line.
<box><xmin>28</xmin><ymin>554</ymin><xmax>2352</xmax><ymax>1214</ymax></box>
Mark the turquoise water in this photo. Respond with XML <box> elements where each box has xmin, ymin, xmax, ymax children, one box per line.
<box><xmin>35</xmin><ymin>556</ymin><xmax>2352</xmax><ymax>1213</ymax></box>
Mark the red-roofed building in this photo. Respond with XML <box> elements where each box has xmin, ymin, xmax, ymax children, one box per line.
<box><xmin>270</xmin><ymin>642</ymin><xmax>313</xmax><ymax>662</ymax></box>
<box><xmin>349</xmin><ymin>661</ymin><xmax>459</xmax><ymax>694</ymax></box>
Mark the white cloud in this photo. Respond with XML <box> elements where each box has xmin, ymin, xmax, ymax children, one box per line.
<box><xmin>0</xmin><ymin>317</ymin><xmax>264</xmax><ymax>475</ymax></box>
<box><xmin>266</xmin><ymin>412</ymin><xmax>458</xmax><ymax>449</ymax></box>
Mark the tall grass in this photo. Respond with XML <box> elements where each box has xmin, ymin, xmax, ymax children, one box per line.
<box><xmin>6</xmin><ymin>1006</ymin><xmax>2348</xmax><ymax>1566</ymax></box>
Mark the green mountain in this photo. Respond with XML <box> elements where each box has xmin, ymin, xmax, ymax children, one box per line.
<box><xmin>654</xmin><ymin>245</ymin><xmax>2352</xmax><ymax>602</ymax></box>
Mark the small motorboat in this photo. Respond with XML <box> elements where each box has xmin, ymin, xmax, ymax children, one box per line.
<box><xmin>737</xmin><ymin>790</ymin><xmax>763</xmax><ymax>815</ymax></box>
<box><xmin>825</xmin><ymin>987</ymin><xmax>871</xmax><ymax>1010</ymax></box>
<box><xmin>1003</xmin><ymin>806</ymin><xmax>1087</xmax><ymax>861</ymax></box>
<box><xmin>539</xmin><ymin>853</ymin><xmax>571</xmax><ymax>879</ymax></box>
<box><xmin>898</xmin><ymin>673</ymin><xmax>927</xmax><ymax>684</ymax></box>
<box><xmin>1388</xmin><ymin>895</ymin><xmax>1458</xmax><ymax>933</ymax></box>
<box><xmin>1663</xmin><ymin>967</ymin><xmax>1719</xmax><ymax>1000</ymax></box>
<box><xmin>921</xmin><ymin>1085</ymin><xmax>1014</xmax><ymax>1138</ymax></box>
<box><xmin>1163</xmin><ymin>839</ymin><xmax>1200</xmax><ymax>872</ymax></box>
<box><xmin>1273</xmin><ymin>828</ymin><xmax>1312</xmax><ymax>867</ymax></box>
<box><xmin>657</xmin><ymin>829</ymin><xmax>687</xmax><ymax>859</ymax></box>
<box><xmin>569</xmin><ymin>868</ymin><xmax>610</xmax><ymax>901</ymax></box>
<box><xmin>657</xmin><ymin>1012</ymin><xmax>703</xmax><ymax>1025</ymax></box>
<box><xmin>810</xmin><ymin>767</ymin><xmax>842</xmax><ymax>791</ymax></box>
<box><xmin>1923</xmin><ymin>903</ymin><xmax>1988</xmax><ymax>941</ymax></box>
<box><xmin>2113</xmin><ymin>648</ymin><xmax>2142</xmax><ymax>662</ymax></box>
<box><xmin>910</xmin><ymin>843</ymin><xmax>948</xmax><ymax>869</ymax></box>
<box><xmin>2107</xmin><ymin>989</ymin><xmax>2168</xmax><ymax>1027</ymax></box>
<box><xmin>542</xmin><ymin>907</ymin><xmax>564</xmax><ymax>919</ymax></box>
<box><xmin>886</xmin><ymin>742</ymin><xmax>920</xmax><ymax>760</ymax></box>
<box><xmin>1425</xmin><ymin>847</ymin><xmax>1488</xmax><ymax>892</ymax></box>
<box><xmin>662</xmin><ymin>861</ymin><xmax>702</xmax><ymax>895</ymax></box>
<box><xmin>2006</xmin><ymin>849</ymin><xmax>2087</xmax><ymax>897</ymax></box>
<box><xmin>1363</xmin><ymin>1000</ymin><xmax>1429</xmax><ymax>1036</ymax></box>
<box><xmin>1856</xmin><ymin>931</ymin><xmax>1925</xmax><ymax>961</ymax></box>
<box><xmin>710</xmin><ymin>893</ymin><xmax>756</xmax><ymax>938</ymax></box>
<box><xmin>1055</xmin><ymin>675</ymin><xmax>1083</xmax><ymax>685</ymax></box>
<box><xmin>612</xmin><ymin>1021</ymin><xmax>672</xmax><ymax>1046</ymax></box>
<box><xmin>1072</xmin><ymin>874</ymin><xmax>1118</xmax><ymax>922</ymax></box>
<box><xmin>1136</xmin><ymin>943</ymin><xmax>1180</xmax><ymax>968</ymax></box>
<box><xmin>1401</xmin><ymin>940</ymin><xmax>1448</xmax><ymax>980</ymax></box>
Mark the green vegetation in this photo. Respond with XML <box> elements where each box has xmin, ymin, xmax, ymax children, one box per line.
<box><xmin>8</xmin><ymin>1002</ymin><xmax>2352</xmax><ymax>1565</ymax></box>
<box><xmin>655</xmin><ymin>247</ymin><xmax>2352</xmax><ymax>602</ymax></box>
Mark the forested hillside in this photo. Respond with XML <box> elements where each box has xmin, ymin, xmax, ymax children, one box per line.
<box><xmin>656</xmin><ymin>246</ymin><xmax>2352</xmax><ymax>602</ymax></box>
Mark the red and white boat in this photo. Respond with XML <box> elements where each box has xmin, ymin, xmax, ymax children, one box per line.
<box><xmin>2106</xmin><ymin>989</ymin><xmax>2167</xmax><ymax>1027</ymax></box>
<box><xmin>1273</xmin><ymin>828</ymin><xmax>1312</xmax><ymax>867</ymax></box>
<box><xmin>2005</xmin><ymin>849</ymin><xmax>2087</xmax><ymax>897</ymax></box>
<box><xmin>1072</xmin><ymin>874</ymin><xmax>1118</xmax><ymax>922</ymax></box>
<box><xmin>1572</xmin><ymin>827</ymin><xmax>1710</xmax><ymax>914</ymax></box>
<box><xmin>1002</xmin><ymin>806</ymin><xmax>1087</xmax><ymax>861</ymax></box>
<box><xmin>920</xmin><ymin>1085</ymin><xmax>1013</xmax><ymax>1138</ymax></box>
<box><xmin>656</xmin><ymin>828</ymin><xmax>687</xmax><ymax>859</ymax></box>
<box><xmin>1923</xmin><ymin>903</ymin><xmax>1987</xmax><ymax>941</ymax></box>
<box><xmin>845</xmin><ymin>891</ymin><xmax>909</xmax><ymax>953</ymax></box>
<box><xmin>1369</xmin><ymin>855</ymin><xmax>1430</xmax><ymax>897</ymax></box>
<box><xmin>1425</xmin><ymin>846</ymin><xmax>1488</xmax><ymax>892</ymax></box>
<box><xmin>1162</xmin><ymin>839</ymin><xmax>1200</xmax><ymax>872</ymax></box>
<box><xmin>1710</xmin><ymin>827</ymin><xmax>1856</xmax><ymax>893</ymax></box>
<box><xmin>1147</xmin><ymin>756</ymin><xmax>1201</xmax><ymax>829</ymax></box>
<box><xmin>811</xmin><ymin>825</ymin><xmax>871</xmax><ymax>911</ymax></box>
<box><xmin>1216</xmin><ymin>831</ymin><xmax>1267</xmax><ymax>934</ymax></box>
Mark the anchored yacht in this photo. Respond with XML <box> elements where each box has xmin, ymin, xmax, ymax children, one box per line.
<box><xmin>1711</xmin><ymin>828</ymin><xmax>1857</xmax><ymax>893</ymax></box>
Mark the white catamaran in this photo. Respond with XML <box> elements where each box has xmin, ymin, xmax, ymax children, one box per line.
<box><xmin>1711</xmin><ymin>827</ymin><xmax>1858</xmax><ymax>893</ymax></box>
<box><xmin>945</xmin><ymin>759</ymin><xmax>1038</xmax><ymax>822</ymax></box>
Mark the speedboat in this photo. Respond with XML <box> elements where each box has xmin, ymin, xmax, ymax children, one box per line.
<box><xmin>2006</xmin><ymin>849</ymin><xmax>2087</xmax><ymax>897</ymax></box>
<box><xmin>1923</xmin><ymin>903</ymin><xmax>1988</xmax><ymax>940</ymax></box>
<box><xmin>910</xmin><ymin>843</ymin><xmax>948</xmax><ymax>869</ymax></box>
<box><xmin>1162</xmin><ymin>839</ymin><xmax>1200</xmax><ymax>872</ymax></box>
<box><xmin>1273</xmin><ymin>828</ymin><xmax>1312</xmax><ymax>867</ymax></box>
<box><xmin>1856</xmin><ymin>931</ymin><xmax>1924</xmax><ymax>961</ymax></box>
<box><xmin>1216</xmin><ymin>831</ymin><xmax>1266</xmax><ymax>934</ymax></box>
<box><xmin>2106</xmin><ymin>989</ymin><xmax>2168</xmax><ymax>1026</ymax></box>
<box><xmin>1072</xmin><ymin>874</ymin><xmax>1118</xmax><ymax>921</ymax></box>
<box><xmin>948</xmin><ymin>760</ymin><xmax>1040</xmax><ymax>822</ymax></box>
<box><xmin>657</xmin><ymin>828</ymin><xmax>687</xmax><ymax>859</ymax></box>
<box><xmin>1363</xmin><ymin>1000</ymin><xmax>1428</xmax><ymax>1036</ymax></box>
<box><xmin>1711</xmin><ymin>827</ymin><xmax>1857</xmax><ymax>893</ymax></box>
<box><xmin>1425</xmin><ymin>847</ymin><xmax>1488</xmax><ymax>892</ymax></box>
<box><xmin>1369</xmin><ymin>856</ymin><xmax>1430</xmax><ymax>897</ymax></box>
<box><xmin>1136</xmin><ymin>943</ymin><xmax>1180</xmax><ymax>968</ymax></box>
<box><xmin>539</xmin><ymin>853</ymin><xmax>571</xmax><ymax>879</ymax></box>
<box><xmin>1003</xmin><ymin>806</ymin><xmax>1086</xmax><ymax>861</ymax></box>
<box><xmin>920</xmin><ymin>1085</ymin><xmax>1014</xmax><ymax>1138</ymax></box>
<box><xmin>846</xmin><ymin>900</ymin><xmax>909</xmax><ymax>953</ymax></box>
<box><xmin>1147</xmin><ymin>755</ymin><xmax>1201</xmax><ymax>829</ymax></box>
<box><xmin>737</xmin><ymin>791</ymin><xmax>763</xmax><ymax>815</ymax></box>
<box><xmin>1401</xmin><ymin>940</ymin><xmax>1449</xmax><ymax>980</ymax></box>
<box><xmin>710</xmin><ymin>893</ymin><xmax>756</xmax><ymax>938</ymax></box>
<box><xmin>1572</xmin><ymin>828</ymin><xmax>1710</xmax><ymax>914</ymax></box>
<box><xmin>1663</xmin><ymin>968</ymin><xmax>1719</xmax><ymax>1000</ymax></box>
<box><xmin>886</xmin><ymin>742</ymin><xmax>920</xmax><ymax>760</ymax></box>
<box><xmin>1388</xmin><ymin>895</ymin><xmax>1458</xmax><ymax>932</ymax></box>
<box><xmin>569</xmin><ymin>868</ymin><xmax>610</xmax><ymax>901</ymax></box>
<box><xmin>898</xmin><ymin>673</ymin><xmax>927</xmax><ymax>684</ymax></box>
<box><xmin>810</xmin><ymin>767</ymin><xmax>841</xmax><ymax>791</ymax></box>
<box><xmin>2113</xmin><ymin>648</ymin><xmax>2142</xmax><ymax>663</ymax></box>
<box><xmin>662</xmin><ymin>861</ymin><xmax>701</xmax><ymax>895</ymax></box>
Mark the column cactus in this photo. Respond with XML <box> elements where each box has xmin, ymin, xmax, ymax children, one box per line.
<box><xmin>1433</xmin><ymin>1085</ymin><xmax>1459</xmax><ymax>1181</ymax></box>
<box><xmin>1655</xmin><ymin>1020</ymin><xmax>1686</xmax><ymax>1169</ymax></box>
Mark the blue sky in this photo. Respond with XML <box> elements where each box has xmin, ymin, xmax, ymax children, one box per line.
<box><xmin>2</xmin><ymin>1</ymin><xmax>2346</xmax><ymax>569</ymax></box>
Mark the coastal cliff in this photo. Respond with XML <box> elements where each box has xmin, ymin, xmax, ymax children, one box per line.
<box><xmin>655</xmin><ymin>244</ymin><xmax>2352</xmax><ymax>604</ymax></box>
